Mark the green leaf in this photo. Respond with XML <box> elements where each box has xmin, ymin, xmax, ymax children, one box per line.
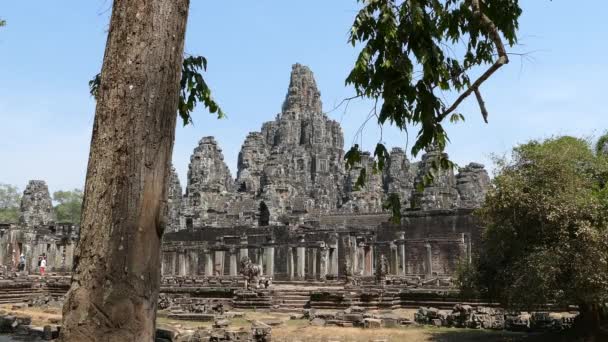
<box><xmin>90</xmin><ymin>54</ymin><xmax>225</xmax><ymax>126</ymax></box>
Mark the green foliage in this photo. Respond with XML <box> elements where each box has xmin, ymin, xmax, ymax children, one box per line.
<box><xmin>179</xmin><ymin>55</ymin><xmax>224</xmax><ymax>125</ymax></box>
<box><xmin>88</xmin><ymin>73</ymin><xmax>100</xmax><ymax>99</ymax></box>
<box><xmin>468</xmin><ymin>136</ymin><xmax>608</xmax><ymax>310</ymax></box>
<box><xmin>0</xmin><ymin>19</ymin><xmax>5</xmax><ymax>27</ymax></box>
<box><xmin>345</xmin><ymin>0</ymin><xmax>521</xmax><ymax>172</ymax></box>
<box><xmin>596</xmin><ymin>132</ymin><xmax>608</xmax><ymax>156</ymax></box>
<box><xmin>454</xmin><ymin>259</ymin><xmax>479</xmax><ymax>300</ymax></box>
<box><xmin>0</xmin><ymin>183</ymin><xmax>21</xmax><ymax>223</ymax></box>
<box><xmin>53</xmin><ymin>189</ymin><xmax>83</xmax><ymax>224</ymax></box>
<box><xmin>89</xmin><ymin>54</ymin><xmax>224</xmax><ymax>125</ymax></box>
<box><xmin>383</xmin><ymin>193</ymin><xmax>401</xmax><ymax>224</ymax></box>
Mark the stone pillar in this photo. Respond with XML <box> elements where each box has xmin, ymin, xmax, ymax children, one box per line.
<box><xmin>230</xmin><ymin>251</ymin><xmax>238</xmax><ymax>276</ymax></box>
<box><xmin>466</xmin><ymin>233</ymin><xmax>472</xmax><ymax>264</ymax></box>
<box><xmin>204</xmin><ymin>251</ymin><xmax>213</xmax><ymax>276</ymax></box>
<box><xmin>319</xmin><ymin>246</ymin><xmax>329</xmax><ymax>280</ymax></box>
<box><xmin>189</xmin><ymin>250</ymin><xmax>198</xmax><ymax>275</ymax></box>
<box><xmin>239</xmin><ymin>235</ymin><xmax>248</xmax><ymax>273</ymax></box>
<box><xmin>390</xmin><ymin>244</ymin><xmax>398</xmax><ymax>275</ymax></box>
<box><xmin>364</xmin><ymin>246</ymin><xmax>373</xmax><ymax>276</ymax></box>
<box><xmin>424</xmin><ymin>242</ymin><xmax>433</xmax><ymax>277</ymax></box>
<box><xmin>53</xmin><ymin>244</ymin><xmax>61</xmax><ymax>271</ymax></box>
<box><xmin>214</xmin><ymin>250</ymin><xmax>225</xmax><ymax>276</ymax></box>
<box><xmin>178</xmin><ymin>251</ymin><xmax>187</xmax><ymax>276</ymax></box>
<box><xmin>357</xmin><ymin>243</ymin><xmax>365</xmax><ymax>276</ymax></box>
<box><xmin>349</xmin><ymin>237</ymin><xmax>357</xmax><ymax>276</ymax></box>
<box><xmin>171</xmin><ymin>251</ymin><xmax>179</xmax><ymax>275</ymax></box>
<box><xmin>296</xmin><ymin>246</ymin><xmax>306</xmax><ymax>279</ymax></box>
<box><xmin>310</xmin><ymin>248</ymin><xmax>317</xmax><ymax>278</ymax></box>
<box><xmin>287</xmin><ymin>247</ymin><xmax>294</xmax><ymax>280</ymax></box>
<box><xmin>330</xmin><ymin>246</ymin><xmax>338</xmax><ymax>276</ymax></box>
<box><xmin>399</xmin><ymin>232</ymin><xmax>406</xmax><ymax>275</ymax></box>
<box><xmin>65</xmin><ymin>244</ymin><xmax>75</xmax><ymax>273</ymax></box>
<box><xmin>264</xmin><ymin>246</ymin><xmax>275</xmax><ymax>277</ymax></box>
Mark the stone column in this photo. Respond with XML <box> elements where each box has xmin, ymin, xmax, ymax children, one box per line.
<box><xmin>204</xmin><ymin>251</ymin><xmax>213</xmax><ymax>276</ymax></box>
<box><xmin>52</xmin><ymin>244</ymin><xmax>61</xmax><ymax>271</ymax></box>
<box><xmin>364</xmin><ymin>246</ymin><xmax>373</xmax><ymax>276</ymax></box>
<box><xmin>189</xmin><ymin>250</ymin><xmax>199</xmax><ymax>275</ymax></box>
<box><xmin>178</xmin><ymin>251</ymin><xmax>187</xmax><ymax>276</ymax></box>
<box><xmin>287</xmin><ymin>247</ymin><xmax>294</xmax><ymax>280</ymax></box>
<box><xmin>264</xmin><ymin>246</ymin><xmax>275</xmax><ymax>277</ymax></box>
<box><xmin>424</xmin><ymin>242</ymin><xmax>433</xmax><ymax>277</ymax></box>
<box><xmin>310</xmin><ymin>248</ymin><xmax>317</xmax><ymax>279</ymax></box>
<box><xmin>230</xmin><ymin>250</ymin><xmax>238</xmax><ymax>276</ymax></box>
<box><xmin>319</xmin><ymin>246</ymin><xmax>329</xmax><ymax>280</ymax></box>
<box><xmin>399</xmin><ymin>232</ymin><xmax>406</xmax><ymax>275</ymax></box>
<box><xmin>330</xmin><ymin>246</ymin><xmax>338</xmax><ymax>276</ymax></box>
<box><xmin>357</xmin><ymin>243</ymin><xmax>365</xmax><ymax>276</ymax></box>
<box><xmin>214</xmin><ymin>250</ymin><xmax>225</xmax><ymax>276</ymax></box>
<box><xmin>390</xmin><ymin>243</ymin><xmax>398</xmax><ymax>275</ymax></box>
<box><xmin>239</xmin><ymin>235</ymin><xmax>248</xmax><ymax>273</ymax></box>
<box><xmin>465</xmin><ymin>233</ymin><xmax>472</xmax><ymax>264</ymax></box>
<box><xmin>257</xmin><ymin>249</ymin><xmax>264</xmax><ymax>275</ymax></box>
<box><xmin>166</xmin><ymin>251</ymin><xmax>175</xmax><ymax>275</ymax></box>
<box><xmin>296</xmin><ymin>246</ymin><xmax>306</xmax><ymax>279</ymax></box>
<box><xmin>65</xmin><ymin>243</ymin><xmax>75</xmax><ymax>273</ymax></box>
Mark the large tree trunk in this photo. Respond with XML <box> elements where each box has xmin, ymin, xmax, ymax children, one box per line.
<box><xmin>60</xmin><ymin>1</ymin><xmax>189</xmax><ymax>341</ymax></box>
<box><xmin>575</xmin><ymin>303</ymin><xmax>608</xmax><ymax>341</ymax></box>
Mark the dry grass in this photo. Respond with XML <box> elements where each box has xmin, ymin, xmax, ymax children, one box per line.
<box><xmin>2</xmin><ymin>306</ymin><xmax>533</xmax><ymax>342</ymax></box>
<box><xmin>0</xmin><ymin>304</ymin><xmax>61</xmax><ymax>326</ymax></box>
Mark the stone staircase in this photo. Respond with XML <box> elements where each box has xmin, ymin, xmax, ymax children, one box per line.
<box><xmin>271</xmin><ymin>288</ymin><xmax>311</xmax><ymax>310</ymax></box>
<box><xmin>0</xmin><ymin>279</ymin><xmax>45</xmax><ymax>304</ymax></box>
<box><xmin>232</xmin><ymin>290</ymin><xmax>273</xmax><ymax>309</ymax></box>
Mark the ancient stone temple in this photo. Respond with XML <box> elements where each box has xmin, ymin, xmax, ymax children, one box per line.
<box><xmin>161</xmin><ymin>64</ymin><xmax>491</xmax><ymax>282</ymax></box>
<box><xmin>0</xmin><ymin>180</ymin><xmax>78</xmax><ymax>273</ymax></box>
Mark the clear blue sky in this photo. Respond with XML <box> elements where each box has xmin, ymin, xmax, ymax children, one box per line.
<box><xmin>1</xmin><ymin>1</ymin><xmax>607</xmax><ymax>194</ymax></box>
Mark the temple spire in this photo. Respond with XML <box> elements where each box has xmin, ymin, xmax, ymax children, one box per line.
<box><xmin>281</xmin><ymin>63</ymin><xmax>322</xmax><ymax>116</ymax></box>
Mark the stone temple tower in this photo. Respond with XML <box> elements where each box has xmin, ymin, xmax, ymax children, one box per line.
<box><xmin>19</xmin><ymin>180</ymin><xmax>56</xmax><ymax>228</ymax></box>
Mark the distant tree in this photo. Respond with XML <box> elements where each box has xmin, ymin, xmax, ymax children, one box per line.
<box><xmin>0</xmin><ymin>183</ymin><xmax>21</xmax><ymax>223</ymax></box>
<box><xmin>470</xmin><ymin>136</ymin><xmax>608</xmax><ymax>336</ymax></box>
<box><xmin>258</xmin><ymin>201</ymin><xmax>270</xmax><ymax>226</ymax></box>
<box><xmin>596</xmin><ymin>132</ymin><xmax>608</xmax><ymax>156</ymax></box>
<box><xmin>53</xmin><ymin>189</ymin><xmax>83</xmax><ymax>224</ymax></box>
<box><xmin>345</xmin><ymin>0</ymin><xmax>523</xmax><ymax>182</ymax></box>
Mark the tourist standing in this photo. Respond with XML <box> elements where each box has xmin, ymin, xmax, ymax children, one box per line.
<box><xmin>18</xmin><ymin>254</ymin><xmax>25</xmax><ymax>272</ymax></box>
<box><xmin>40</xmin><ymin>256</ymin><xmax>47</xmax><ymax>276</ymax></box>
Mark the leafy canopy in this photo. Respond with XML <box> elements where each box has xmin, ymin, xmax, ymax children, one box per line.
<box><xmin>90</xmin><ymin>55</ymin><xmax>224</xmax><ymax>126</ymax></box>
<box><xmin>53</xmin><ymin>189</ymin><xmax>84</xmax><ymax>224</ymax></box>
<box><xmin>469</xmin><ymin>136</ymin><xmax>608</xmax><ymax>309</ymax></box>
<box><xmin>0</xmin><ymin>183</ymin><xmax>21</xmax><ymax>223</ymax></box>
<box><xmin>345</xmin><ymin>0</ymin><xmax>522</xmax><ymax>183</ymax></box>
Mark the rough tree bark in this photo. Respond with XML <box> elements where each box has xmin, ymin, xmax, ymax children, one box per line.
<box><xmin>60</xmin><ymin>1</ymin><xmax>189</xmax><ymax>341</ymax></box>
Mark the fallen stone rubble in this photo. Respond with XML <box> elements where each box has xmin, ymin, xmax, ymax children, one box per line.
<box><xmin>157</xmin><ymin>320</ymin><xmax>272</xmax><ymax>342</ymax></box>
<box><xmin>0</xmin><ymin>311</ymin><xmax>58</xmax><ymax>340</ymax></box>
<box><xmin>299</xmin><ymin>306</ymin><xmax>414</xmax><ymax>328</ymax></box>
<box><xmin>414</xmin><ymin>304</ymin><xmax>578</xmax><ymax>331</ymax></box>
<box><xmin>0</xmin><ymin>311</ymin><xmax>272</xmax><ymax>342</ymax></box>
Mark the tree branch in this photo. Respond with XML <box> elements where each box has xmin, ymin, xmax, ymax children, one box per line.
<box><xmin>474</xmin><ymin>88</ymin><xmax>488</xmax><ymax>123</ymax></box>
<box><xmin>438</xmin><ymin>0</ymin><xmax>509</xmax><ymax>122</ymax></box>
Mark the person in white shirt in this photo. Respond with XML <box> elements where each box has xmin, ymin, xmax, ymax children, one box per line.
<box><xmin>40</xmin><ymin>257</ymin><xmax>47</xmax><ymax>276</ymax></box>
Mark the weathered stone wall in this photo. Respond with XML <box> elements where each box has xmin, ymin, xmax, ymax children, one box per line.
<box><xmin>0</xmin><ymin>181</ymin><xmax>78</xmax><ymax>274</ymax></box>
<box><xmin>167</xmin><ymin>166</ymin><xmax>183</xmax><ymax>232</ymax></box>
<box><xmin>161</xmin><ymin>209</ymin><xmax>479</xmax><ymax>280</ymax></box>
<box><xmin>0</xmin><ymin>223</ymin><xmax>77</xmax><ymax>273</ymax></box>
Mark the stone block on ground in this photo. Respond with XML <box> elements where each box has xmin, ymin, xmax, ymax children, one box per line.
<box><xmin>363</xmin><ymin>318</ymin><xmax>382</xmax><ymax>329</ymax></box>
<box><xmin>310</xmin><ymin>318</ymin><xmax>326</xmax><ymax>326</ymax></box>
